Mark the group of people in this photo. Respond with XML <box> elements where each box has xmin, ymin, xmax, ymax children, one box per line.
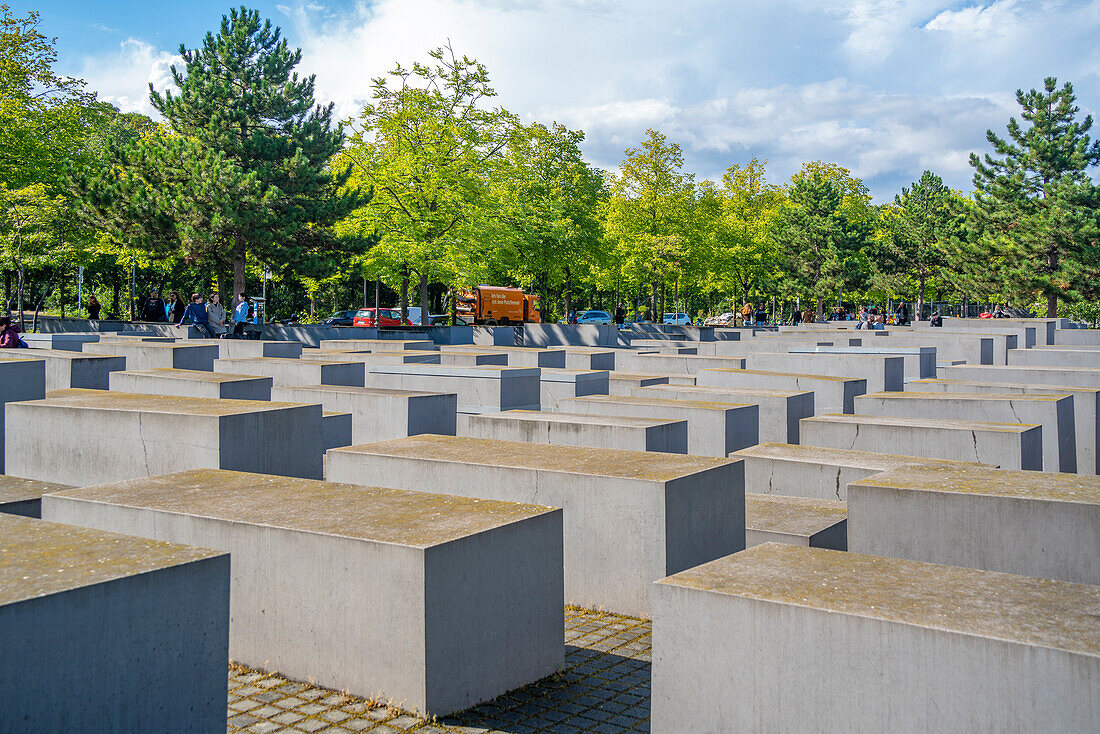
<box><xmin>136</xmin><ymin>288</ymin><xmax>255</xmax><ymax>338</ymax></box>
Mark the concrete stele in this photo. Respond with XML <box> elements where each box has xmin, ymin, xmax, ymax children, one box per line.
<box><xmin>0</xmin><ymin>475</ymin><xmax>72</xmax><ymax>518</ymax></box>
<box><xmin>42</xmin><ymin>469</ymin><xmax>563</xmax><ymax>716</ymax></box>
<box><xmin>109</xmin><ymin>367</ymin><xmax>273</xmax><ymax>400</ymax></box>
<box><xmin>847</xmin><ymin>463</ymin><xmax>1100</xmax><ymax>585</ymax></box>
<box><xmin>744</xmin><ymin>493</ymin><xmax>847</xmax><ymax>550</ymax></box>
<box><xmin>462</xmin><ymin>409</ymin><xmax>688</xmax><ymax>454</ymax></box>
<box><xmin>269</xmin><ymin>385</ymin><xmax>457</xmax><ymax>444</ymax></box>
<box><xmin>651</xmin><ymin>543</ymin><xmax>1100</xmax><ymax>733</ymax></box>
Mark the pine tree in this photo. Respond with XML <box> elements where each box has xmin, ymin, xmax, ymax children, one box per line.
<box><xmin>77</xmin><ymin>7</ymin><xmax>365</xmax><ymax>302</ymax></box>
<box><xmin>970</xmin><ymin>77</ymin><xmax>1100</xmax><ymax>317</ymax></box>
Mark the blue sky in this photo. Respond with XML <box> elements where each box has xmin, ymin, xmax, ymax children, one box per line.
<box><xmin>26</xmin><ymin>0</ymin><xmax>1100</xmax><ymax>201</ymax></box>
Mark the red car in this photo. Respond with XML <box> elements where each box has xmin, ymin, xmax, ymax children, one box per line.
<box><xmin>352</xmin><ymin>308</ymin><xmax>413</xmax><ymax>327</ymax></box>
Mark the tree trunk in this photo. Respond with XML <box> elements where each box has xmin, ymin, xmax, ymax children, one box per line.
<box><xmin>815</xmin><ymin>295</ymin><xmax>824</xmax><ymax>322</ymax></box>
<box><xmin>419</xmin><ymin>270</ymin><xmax>429</xmax><ymax>325</ymax></box>
<box><xmin>16</xmin><ymin>262</ymin><xmax>25</xmax><ymax>331</ymax></box>
<box><xmin>60</xmin><ymin>272</ymin><xmax>66</xmax><ymax>318</ymax></box>
<box><xmin>232</xmin><ymin>235</ymin><xmax>247</xmax><ymax>303</ymax></box>
<box><xmin>1046</xmin><ymin>248</ymin><xmax>1059</xmax><ymax>318</ymax></box>
<box><xmin>650</xmin><ymin>281</ymin><xmax>658</xmax><ymax>322</ymax></box>
<box><xmin>399</xmin><ymin>265</ymin><xmax>409</xmax><ymax>323</ymax></box>
<box><xmin>3</xmin><ymin>270</ymin><xmax>9</xmax><ymax>315</ymax></box>
<box><xmin>563</xmin><ymin>266</ymin><xmax>572</xmax><ymax>321</ymax></box>
<box><xmin>917</xmin><ymin>270</ymin><xmax>926</xmax><ymax>322</ymax></box>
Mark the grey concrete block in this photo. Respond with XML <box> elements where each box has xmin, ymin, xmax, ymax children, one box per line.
<box><xmin>615</xmin><ymin>352</ymin><xmax>747</xmax><ymax>374</ymax></box>
<box><xmin>608</xmin><ymin>373</ymin><xmax>671</xmax><ymax>396</ymax></box>
<box><xmin>0</xmin><ymin>348</ymin><xmax>125</xmax><ymax>390</ymax></box>
<box><xmin>562</xmin><ymin>347</ymin><xmax>616</xmax><ymax>370</ymax></box>
<box><xmin>0</xmin><ymin>358</ymin><xmax>46</xmax><ymax>473</ymax></box>
<box><xmin>318</xmin><ymin>338</ymin><xmax>435</xmax><ymax>351</ymax></box>
<box><xmin>732</xmin><ymin>442</ymin><xmax>990</xmax><ymax>501</ymax></box>
<box><xmin>325</xmin><ymin>435</ymin><xmax>744</xmax><ymax>616</ymax></box>
<box><xmin>559</xmin><ymin>395</ymin><xmax>758</xmax><ymax>458</ymax></box>
<box><xmin>745</xmin><ymin>493</ymin><xmax>847</xmax><ymax>550</ymax></box>
<box><xmin>0</xmin><ymin>475</ymin><xmax>71</xmax><ymax>518</ymax></box>
<box><xmin>322</xmin><ymin>411</ymin><xmax>353</xmax><ymax>451</ymax></box>
<box><xmin>632</xmin><ymin>384</ymin><xmax>813</xmax><ymax>444</ymax></box>
<box><xmin>42</xmin><ymin>470</ymin><xmax>563</xmax><ymax>716</ymax></box>
<box><xmin>944</xmin><ymin>363</ymin><xmax>1100</xmax><ymax>389</ymax></box>
<box><xmin>214</xmin><ymin>357</ymin><xmax>365</xmax><ymax>387</ymax></box>
<box><xmin>788</xmin><ymin>345</ymin><xmax>936</xmax><ymax>380</ymax></box>
<box><xmin>308</xmin><ymin>349</ymin><xmax>441</xmax><ymax>365</ymax></box>
<box><xmin>1008</xmin><ymin>347</ymin><xmax>1100</xmax><ymax>370</ymax></box>
<box><xmin>801</xmin><ymin>413</ymin><xmax>1042</xmax><ymax>470</ymax></box>
<box><xmin>6</xmin><ymin>389</ymin><xmax>324</xmax><ymax>484</ymax></box>
<box><xmin>190</xmin><ymin>339</ymin><xmax>303</xmax><ymax>359</ymax></box>
<box><xmin>848</xmin><ymin>464</ymin><xmax>1100</xmax><ymax>585</ymax></box>
<box><xmin>855</xmin><ymin>391</ymin><xmax>1076</xmax><ymax>473</ymax></box>
<box><xmin>463</xmin><ymin>410</ymin><xmax>688</xmax><ymax>453</ymax></box>
<box><xmin>21</xmin><ymin>332</ymin><xmax>99</xmax><ymax>351</ymax></box>
<box><xmin>0</xmin><ymin>513</ymin><xmax>229</xmax><ymax>734</ymax></box>
<box><xmin>367</xmin><ymin>365</ymin><xmax>540</xmax><ymax>413</ymax></box>
<box><xmin>270</xmin><ymin>385</ymin><xmax>457</xmax><ymax>444</ymax></box>
<box><xmin>747</xmin><ymin>352</ymin><xmax>904</xmax><ymax>392</ymax></box>
<box><xmin>84</xmin><ymin>341</ymin><xmax>220</xmax><ymax>371</ymax></box>
<box><xmin>440</xmin><ymin>345</ymin><xmax>567</xmax><ymax>368</ymax></box>
<box><xmin>109</xmin><ymin>368</ymin><xmax>273</xmax><ymax>400</ymax></box>
<box><xmin>539</xmin><ymin>368</ymin><xmax>609</xmax><ymax>409</ymax></box>
<box><xmin>698</xmin><ymin>367</ymin><xmax>866</xmax><ymax>414</ymax></box>
<box><xmin>651</xmin><ymin>543</ymin><xmax>1100</xmax><ymax>733</ymax></box>
<box><xmin>437</xmin><ymin>350</ymin><xmax>509</xmax><ymax>366</ymax></box>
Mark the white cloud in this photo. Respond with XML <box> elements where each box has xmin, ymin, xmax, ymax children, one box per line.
<box><xmin>65</xmin><ymin>0</ymin><xmax>1099</xmax><ymax>200</ymax></box>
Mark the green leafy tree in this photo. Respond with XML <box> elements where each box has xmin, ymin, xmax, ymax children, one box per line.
<box><xmin>970</xmin><ymin>77</ymin><xmax>1100</xmax><ymax>317</ymax></box>
<box><xmin>769</xmin><ymin>162</ymin><xmax>872</xmax><ymax>319</ymax></box>
<box><xmin>874</xmin><ymin>171</ymin><xmax>958</xmax><ymax>320</ymax></box>
<box><xmin>338</xmin><ymin>44</ymin><xmax>514</xmax><ymax>320</ymax></box>
<box><xmin>603</xmin><ymin>129</ymin><xmax>697</xmax><ymax>319</ymax></box>
<box><xmin>77</xmin><ymin>7</ymin><xmax>364</xmax><ymax>303</ymax></box>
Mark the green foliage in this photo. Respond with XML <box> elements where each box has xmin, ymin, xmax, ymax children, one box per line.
<box><xmin>969</xmin><ymin>77</ymin><xmax>1100</xmax><ymax>317</ymax></box>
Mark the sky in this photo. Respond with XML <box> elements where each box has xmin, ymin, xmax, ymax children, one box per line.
<box><xmin>27</xmin><ymin>0</ymin><xmax>1100</xmax><ymax>201</ymax></box>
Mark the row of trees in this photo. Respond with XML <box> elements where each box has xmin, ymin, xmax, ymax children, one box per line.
<box><xmin>3</xmin><ymin>5</ymin><xmax>1098</xmax><ymax>328</ymax></box>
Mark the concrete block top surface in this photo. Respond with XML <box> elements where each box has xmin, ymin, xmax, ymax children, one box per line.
<box><xmin>810</xmin><ymin>412</ymin><xmax>1039</xmax><ymax>433</ymax></box>
<box><xmin>745</xmin><ymin>495</ymin><xmax>847</xmax><ymax>536</ymax></box>
<box><xmin>703</xmin><ymin>367</ymin><xmax>857</xmax><ymax>383</ymax></box>
<box><xmin>369</xmin><ymin>364</ymin><xmax>540</xmax><ymax>378</ymax></box>
<box><xmin>863</xmin><ymin>390</ymin><xmax>1070</xmax><ymax>404</ymax></box>
<box><xmin>89</xmin><ymin>341</ymin><xmax>211</xmax><ymax>351</ymax></box>
<box><xmin>478</xmin><ymin>410</ymin><xmax>678</xmax><ymax>429</ymax></box>
<box><xmin>0</xmin><ymin>475</ymin><xmax>73</xmax><ymax>504</ymax></box>
<box><xmin>1</xmin><ymin>348</ymin><xmax>114</xmax><ymax>361</ymax></box>
<box><xmin>38</xmin><ymin>388</ymin><xmax>308</xmax><ymax>416</ymax></box>
<box><xmin>318</xmin><ymin>339</ymin><xmax>434</xmax><ymax>351</ymax></box>
<box><xmin>443</xmin><ymin>345</ymin><xmax>564</xmax><ymax>354</ymax></box>
<box><xmin>333</xmin><ymin>435</ymin><xmax>733</xmax><ymax>481</ymax></box>
<box><xmin>850</xmin><ymin>464</ymin><xmax>1100</xmax><ymax>505</ymax></box>
<box><xmin>273</xmin><ymin>385</ymin><xmax>449</xmax><ymax>398</ymax></box>
<box><xmin>658</xmin><ymin>543</ymin><xmax>1100</xmax><ymax>656</ymax></box>
<box><xmin>217</xmin><ymin>357</ymin><xmax>346</xmax><ymax>366</ymax></box>
<box><xmin>733</xmin><ymin>442</ymin><xmax>991</xmax><ymax>471</ymax></box>
<box><xmin>641</xmin><ymin>385</ymin><xmax>809</xmax><ymax>399</ymax></box>
<box><xmin>0</xmin><ymin>512</ymin><xmax>224</xmax><ymax>606</ymax></box>
<box><xmin>539</xmin><ymin>368</ymin><xmax>609</xmax><ymax>382</ymax></box>
<box><xmin>569</xmin><ymin>394</ymin><xmax>754</xmax><ymax>410</ymax></box>
<box><xmin>49</xmin><ymin>469</ymin><xmax>556</xmax><ymax>549</ymax></box>
<box><xmin>115</xmin><ymin>368</ymin><xmax>268</xmax><ymax>383</ymax></box>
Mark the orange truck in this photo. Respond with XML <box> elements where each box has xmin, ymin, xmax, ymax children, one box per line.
<box><xmin>455</xmin><ymin>286</ymin><xmax>541</xmax><ymax>325</ymax></box>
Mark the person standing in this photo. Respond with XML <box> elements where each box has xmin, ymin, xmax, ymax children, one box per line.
<box><xmin>614</xmin><ymin>302</ymin><xmax>626</xmax><ymax>326</ymax></box>
<box><xmin>207</xmin><ymin>293</ymin><xmax>226</xmax><ymax>335</ymax></box>
<box><xmin>87</xmin><ymin>295</ymin><xmax>101</xmax><ymax>320</ymax></box>
<box><xmin>168</xmin><ymin>292</ymin><xmax>186</xmax><ymax>324</ymax></box>
<box><xmin>897</xmin><ymin>301</ymin><xmax>909</xmax><ymax>325</ymax></box>
<box><xmin>137</xmin><ymin>289</ymin><xmax>167</xmax><ymax>322</ymax></box>
<box><xmin>233</xmin><ymin>294</ymin><xmax>251</xmax><ymax>336</ymax></box>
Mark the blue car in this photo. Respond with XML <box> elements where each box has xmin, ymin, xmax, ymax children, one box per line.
<box><xmin>576</xmin><ymin>310</ymin><xmax>612</xmax><ymax>325</ymax></box>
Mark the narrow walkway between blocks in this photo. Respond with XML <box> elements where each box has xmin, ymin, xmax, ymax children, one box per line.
<box><xmin>226</xmin><ymin>607</ymin><xmax>652</xmax><ymax>733</ymax></box>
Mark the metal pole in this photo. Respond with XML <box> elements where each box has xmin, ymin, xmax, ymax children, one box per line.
<box><xmin>129</xmin><ymin>258</ymin><xmax>135</xmax><ymax>321</ymax></box>
<box><xmin>374</xmin><ymin>279</ymin><xmax>380</xmax><ymax>315</ymax></box>
<box><xmin>77</xmin><ymin>266</ymin><xmax>83</xmax><ymax>318</ymax></box>
<box><xmin>362</xmin><ymin>277</ymin><xmax>367</xmax><ymax>308</ymax></box>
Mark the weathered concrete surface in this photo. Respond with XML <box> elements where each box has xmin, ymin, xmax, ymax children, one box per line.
<box><xmin>84</xmin><ymin>341</ymin><xmax>220</xmax><ymax>371</ymax></box>
<box><xmin>848</xmin><ymin>464</ymin><xmax>1100</xmax><ymax>585</ymax></box>
<box><xmin>6</xmin><ymin>389</ymin><xmax>324</xmax><ymax>484</ymax></box>
<box><xmin>698</xmin><ymin>367</ymin><xmax>866</xmax><ymax>414</ymax></box>
<box><xmin>325</xmin><ymin>435</ymin><xmax>744</xmax><ymax>616</ymax></box>
<box><xmin>632</xmin><ymin>384</ymin><xmax>813</xmax><ymax>444</ymax></box>
<box><xmin>368</xmin><ymin>364</ymin><xmax>540</xmax><ymax>413</ymax></box>
<box><xmin>732</xmin><ymin>442</ymin><xmax>991</xmax><ymax>501</ymax></box>
<box><xmin>651</xmin><ymin>543</ymin><xmax>1100</xmax><ymax>733</ymax></box>
<box><xmin>559</xmin><ymin>395</ymin><xmax>758</xmax><ymax>458</ymax></box>
<box><xmin>322</xmin><ymin>411</ymin><xmax>353</xmax><ymax>451</ymax></box>
<box><xmin>801</xmin><ymin>413</ymin><xmax>1043</xmax><ymax>471</ymax></box>
<box><xmin>855</xmin><ymin>391</ymin><xmax>1076</xmax><ymax>473</ymax></box>
<box><xmin>0</xmin><ymin>358</ymin><xmax>46</xmax><ymax>473</ymax></box>
<box><xmin>0</xmin><ymin>513</ymin><xmax>229</xmax><ymax>734</ymax></box>
<box><xmin>463</xmin><ymin>410</ymin><xmax>688</xmax><ymax>453</ymax></box>
<box><xmin>562</xmin><ymin>347</ymin><xmax>616</xmax><ymax>371</ymax></box>
<box><xmin>109</xmin><ymin>368</ymin><xmax>273</xmax><ymax>400</ymax></box>
<box><xmin>745</xmin><ymin>494</ymin><xmax>847</xmax><ymax>550</ymax></box>
<box><xmin>22</xmin><ymin>332</ymin><xmax>99</xmax><ymax>351</ymax></box>
<box><xmin>539</xmin><ymin>368</ymin><xmax>610</xmax><ymax>410</ymax></box>
<box><xmin>184</xmin><ymin>339</ymin><xmax>303</xmax><ymax>360</ymax></box>
<box><xmin>42</xmin><ymin>469</ymin><xmax>563</xmax><ymax>717</ymax></box>
<box><xmin>440</xmin><ymin>345</ymin><xmax>567</xmax><ymax>368</ymax></box>
<box><xmin>318</xmin><ymin>338</ymin><xmax>435</xmax><ymax>352</ymax></box>
<box><xmin>944</xmin><ymin>363</ymin><xmax>1100</xmax><ymax>389</ymax></box>
<box><xmin>787</xmin><ymin>345</ymin><xmax>936</xmax><ymax>381</ymax></box>
<box><xmin>615</xmin><ymin>352</ymin><xmax>747</xmax><ymax>374</ymax></box>
<box><xmin>747</xmin><ymin>352</ymin><xmax>904</xmax><ymax>392</ymax></box>
<box><xmin>608</xmin><ymin>373</ymin><xmax>672</xmax><ymax>396</ymax></box>
<box><xmin>435</xmin><ymin>349</ymin><xmax>509</xmax><ymax>366</ymax></box>
<box><xmin>0</xmin><ymin>348</ymin><xmax>125</xmax><ymax>390</ymax></box>
<box><xmin>1007</xmin><ymin>347</ymin><xmax>1100</xmax><ymax>370</ymax></box>
<box><xmin>306</xmin><ymin>349</ymin><xmax>441</xmax><ymax>365</ymax></box>
<box><xmin>270</xmin><ymin>385</ymin><xmax>457</xmax><ymax>444</ymax></box>
<box><xmin>0</xmin><ymin>475</ymin><xmax>71</xmax><ymax>518</ymax></box>
<box><xmin>913</xmin><ymin>378</ymin><xmax>1100</xmax><ymax>475</ymax></box>
<box><xmin>872</xmin><ymin>333</ymin><xmax>994</xmax><ymax>365</ymax></box>
<box><xmin>214</xmin><ymin>357</ymin><xmax>365</xmax><ymax>387</ymax></box>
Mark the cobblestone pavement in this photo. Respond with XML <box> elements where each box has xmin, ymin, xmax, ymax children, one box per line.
<box><xmin>226</xmin><ymin>607</ymin><xmax>651</xmax><ymax>733</ymax></box>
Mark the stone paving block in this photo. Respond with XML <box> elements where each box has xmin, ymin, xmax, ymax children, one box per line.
<box><xmin>0</xmin><ymin>513</ymin><xmax>229</xmax><ymax>734</ymax></box>
<box><xmin>45</xmin><ymin>469</ymin><xmax>564</xmax><ymax>717</ymax></box>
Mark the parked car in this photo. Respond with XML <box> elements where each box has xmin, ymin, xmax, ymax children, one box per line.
<box><xmin>406</xmin><ymin>307</ymin><xmax>449</xmax><ymax>326</ymax></box>
<box><xmin>322</xmin><ymin>310</ymin><xmax>358</xmax><ymax>326</ymax></box>
<box><xmin>576</xmin><ymin>310</ymin><xmax>612</xmax><ymax>325</ymax></box>
<box><xmin>662</xmin><ymin>312</ymin><xmax>691</xmax><ymax>325</ymax></box>
<box><xmin>352</xmin><ymin>308</ymin><xmax>412</xmax><ymax>327</ymax></box>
